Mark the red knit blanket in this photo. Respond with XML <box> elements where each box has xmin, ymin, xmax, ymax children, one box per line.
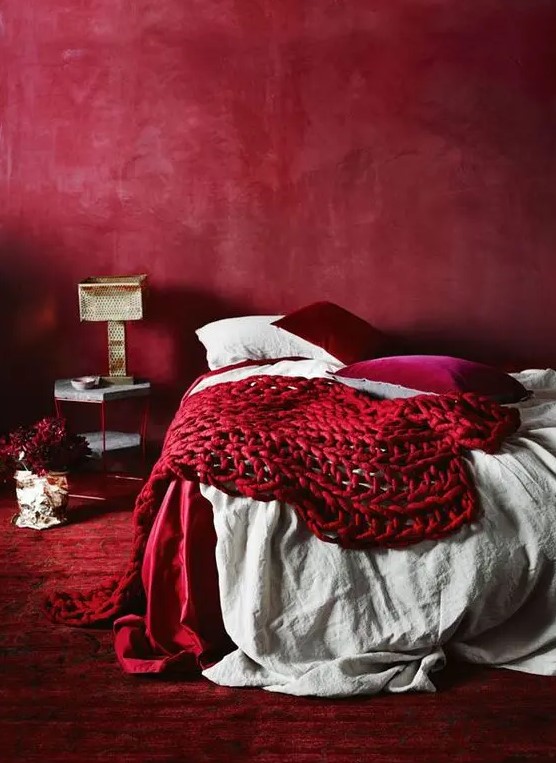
<box><xmin>45</xmin><ymin>375</ymin><xmax>520</xmax><ymax>626</ymax></box>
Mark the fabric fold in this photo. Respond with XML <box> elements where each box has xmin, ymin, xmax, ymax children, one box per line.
<box><xmin>114</xmin><ymin>478</ymin><xmax>234</xmax><ymax>675</ymax></box>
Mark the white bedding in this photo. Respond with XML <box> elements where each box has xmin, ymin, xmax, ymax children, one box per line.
<box><xmin>192</xmin><ymin>360</ymin><xmax>556</xmax><ymax>697</ymax></box>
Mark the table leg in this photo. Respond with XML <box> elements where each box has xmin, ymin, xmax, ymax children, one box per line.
<box><xmin>140</xmin><ymin>397</ymin><xmax>150</xmax><ymax>471</ymax></box>
<box><xmin>100</xmin><ymin>399</ymin><xmax>107</xmax><ymax>472</ymax></box>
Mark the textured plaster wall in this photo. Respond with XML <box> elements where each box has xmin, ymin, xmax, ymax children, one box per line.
<box><xmin>1</xmin><ymin>1</ymin><xmax>555</xmax><ymax>433</ymax></box>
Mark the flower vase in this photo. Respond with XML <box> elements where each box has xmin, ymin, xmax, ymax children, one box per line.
<box><xmin>14</xmin><ymin>470</ymin><xmax>69</xmax><ymax>530</ymax></box>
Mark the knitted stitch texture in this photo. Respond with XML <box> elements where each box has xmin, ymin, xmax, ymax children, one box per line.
<box><xmin>45</xmin><ymin>375</ymin><xmax>520</xmax><ymax>626</ymax></box>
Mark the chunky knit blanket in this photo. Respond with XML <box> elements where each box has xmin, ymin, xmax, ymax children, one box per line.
<box><xmin>45</xmin><ymin>375</ymin><xmax>520</xmax><ymax>626</ymax></box>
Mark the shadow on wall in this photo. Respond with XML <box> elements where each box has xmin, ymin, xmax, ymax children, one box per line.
<box><xmin>0</xmin><ymin>230</ymin><xmax>80</xmax><ymax>434</ymax></box>
<box><xmin>134</xmin><ymin>286</ymin><xmax>250</xmax><ymax>443</ymax></box>
<box><xmin>0</xmin><ymin>226</ymin><xmax>254</xmax><ymax>442</ymax></box>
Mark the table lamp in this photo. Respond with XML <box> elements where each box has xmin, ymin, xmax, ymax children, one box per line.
<box><xmin>78</xmin><ymin>275</ymin><xmax>147</xmax><ymax>384</ymax></box>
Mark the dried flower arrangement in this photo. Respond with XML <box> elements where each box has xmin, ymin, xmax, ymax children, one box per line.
<box><xmin>0</xmin><ymin>417</ymin><xmax>90</xmax><ymax>477</ymax></box>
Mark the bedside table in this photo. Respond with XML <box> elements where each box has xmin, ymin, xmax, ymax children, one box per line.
<box><xmin>54</xmin><ymin>379</ymin><xmax>151</xmax><ymax>471</ymax></box>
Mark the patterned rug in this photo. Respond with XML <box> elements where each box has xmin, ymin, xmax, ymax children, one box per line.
<box><xmin>2</xmin><ymin>474</ymin><xmax>556</xmax><ymax>763</ymax></box>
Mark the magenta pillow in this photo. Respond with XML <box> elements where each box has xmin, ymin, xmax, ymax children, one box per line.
<box><xmin>335</xmin><ymin>355</ymin><xmax>528</xmax><ymax>403</ymax></box>
<box><xmin>272</xmin><ymin>302</ymin><xmax>387</xmax><ymax>365</ymax></box>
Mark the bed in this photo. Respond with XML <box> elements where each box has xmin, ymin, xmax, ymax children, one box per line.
<box><xmin>46</xmin><ymin>303</ymin><xmax>556</xmax><ymax>698</ymax></box>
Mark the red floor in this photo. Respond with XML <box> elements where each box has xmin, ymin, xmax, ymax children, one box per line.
<box><xmin>2</xmin><ymin>473</ymin><xmax>556</xmax><ymax>763</ymax></box>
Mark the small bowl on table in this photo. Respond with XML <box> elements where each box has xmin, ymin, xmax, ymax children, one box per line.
<box><xmin>71</xmin><ymin>376</ymin><xmax>100</xmax><ymax>391</ymax></box>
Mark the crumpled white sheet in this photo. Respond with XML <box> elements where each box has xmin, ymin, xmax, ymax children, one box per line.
<box><xmin>195</xmin><ymin>361</ymin><xmax>556</xmax><ymax>697</ymax></box>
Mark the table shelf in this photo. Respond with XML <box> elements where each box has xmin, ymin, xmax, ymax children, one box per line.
<box><xmin>81</xmin><ymin>431</ymin><xmax>142</xmax><ymax>456</ymax></box>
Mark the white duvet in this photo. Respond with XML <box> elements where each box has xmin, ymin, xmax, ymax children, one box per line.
<box><xmin>191</xmin><ymin>360</ymin><xmax>556</xmax><ymax>697</ymax></box>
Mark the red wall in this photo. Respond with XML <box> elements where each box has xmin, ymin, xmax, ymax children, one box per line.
<box><xmin>1</xmin><ymin>1</ymin><xmax>556</xmax><ymax>436</ymax></box>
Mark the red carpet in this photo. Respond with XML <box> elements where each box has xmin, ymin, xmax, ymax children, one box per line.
<box><xmin>2</xmin><ymin>474</ymin><xmax>556</xmax><ymax>763</ymax></box>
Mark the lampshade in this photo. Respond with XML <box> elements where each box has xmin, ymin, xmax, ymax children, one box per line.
<box><xmin>78</xmin><ymin>275</ymin><xmax>147</xmax><ymax>383</ymax></box>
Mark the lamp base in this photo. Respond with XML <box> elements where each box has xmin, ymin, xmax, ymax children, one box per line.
<box><xmin>101</xmin><ymin>375</ymin><xmax>136</xmax><ymax>386</ymax></box>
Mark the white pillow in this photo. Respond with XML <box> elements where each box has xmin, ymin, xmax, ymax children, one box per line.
<box><xmin>196</xmin><ymin>315</ymin><xmax>340</xmax><ymax>370</ymax></box>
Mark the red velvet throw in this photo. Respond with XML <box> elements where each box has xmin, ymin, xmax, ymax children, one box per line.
<box><xmin>45</xmin><ymin>375</ymin><xmax>519</xmax><ymax>626</ymax></box>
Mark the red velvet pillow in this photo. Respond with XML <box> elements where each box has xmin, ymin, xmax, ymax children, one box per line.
<box><xmin>335</xmin><ymin>355</ymin><xmax>528</xmax><ymax>403</ymax></box>
<box><xmin>272</xmin><ymin>302</ymin><xmax>386</xmax><ymax>364</ymax></box>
